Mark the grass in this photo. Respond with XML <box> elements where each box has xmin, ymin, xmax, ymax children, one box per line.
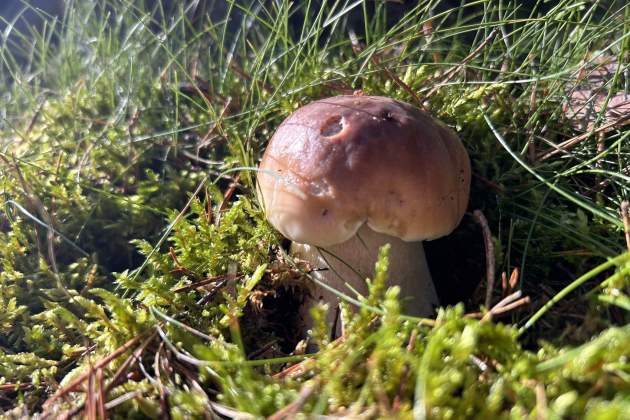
<box><xmin>0</xmin><ymin>0</ymin><xmax>629</xmax><ymax>418</ymax></box>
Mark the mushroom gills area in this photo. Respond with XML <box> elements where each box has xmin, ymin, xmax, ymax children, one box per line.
<box><xmin>291</xmin><ymin>224</ymin><xmax>438</xmax><ymax>334</ymax></box>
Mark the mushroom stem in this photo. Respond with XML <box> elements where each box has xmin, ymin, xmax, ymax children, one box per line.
<box><xmin>292</xmin><ymin>224</ymin><xmax>438</xmax><ymax>332</ymax></box>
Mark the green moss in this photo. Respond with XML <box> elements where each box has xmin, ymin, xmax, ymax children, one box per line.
<box><xmin>1</xmin><ymin>0</ymin><xmax>629</xmax><ymax>417</ymax></box>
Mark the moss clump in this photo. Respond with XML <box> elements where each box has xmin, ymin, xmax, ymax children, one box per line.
<box><xmin>1</xmin><ymin>0</ymin><xmax>629</xmax><ymax>418</ymax></box>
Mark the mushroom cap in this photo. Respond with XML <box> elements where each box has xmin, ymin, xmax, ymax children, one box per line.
<box><xmin>258</xmin><ymin>95</ymin><xmax>470</xmax><ymax>247</ymax></box>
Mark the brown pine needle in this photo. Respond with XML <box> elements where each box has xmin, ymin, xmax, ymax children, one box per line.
<box><xmin>621</xmin><ymin>201</ymin><xmax>630</xmax><ymax>253</ymax></box>
<box><xmin>43</xmin><ymin>333</ymin><xmax>146</xmax><ymax>412</ymax></box>
<box><xmin>268</xmin><ymin>378</ymin><xmax>320</xmax><ymax>420</ymax></box>
<box><xmin>424</xmin><ymin>29</ymin><xmax>497</xmax><ymax>100</ymax></box>
<box><xmin>473</xmin><ymin>210</ymin><xmax>496</xmax><ymax>308</ymax></box>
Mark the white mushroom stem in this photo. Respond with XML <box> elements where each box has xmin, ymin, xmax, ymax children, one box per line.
<box><xmin>291</xmin><ymin>224</ymin><xmax>439</xmax><ymax>332</ymax></box>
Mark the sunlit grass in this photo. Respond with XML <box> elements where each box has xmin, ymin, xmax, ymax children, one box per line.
<box><xmin>0</xmin><ymin>0</ymin><xmax>628</xmax><ymax>417</ymax></box>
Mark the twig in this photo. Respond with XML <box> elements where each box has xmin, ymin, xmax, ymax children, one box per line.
<box><xmin>535</xmin><ymin>382</ymin><xmax>548</xmax><ymax>420</ymax></box>
<box><xmin>621</xmin><ymin>201</ymin><xmax>630</xmax><ymax>253</ymax></box>
<box><xmin>172</xmin><ymin>273</ymin><xmax>242</xmax><ymax>293</ymax></box>
<box><xmin>392</xmin><ymin>329</ymin><xmax>418</xmax><ymax>412</ymax></box>
<box><xmin>86</xmin><ymin>365</ymin><xmax>96</xmax><ymax>420</ymax></box>
<box><xmin>103</xmin><ymin>391</ymin><xmax>142</xmax><ymax>410</ymax></box>
<box><xmin>538</xmin><ymin>113</ymin><xmax>630</xmax><ymax>160</ymax></box>
<box><xmin>0</xmin><ymin>383</ymin><xmax>32</xmax><ymax>391</ymax></box>
<box><xmin>492</xmin><ymin>290</ymin><xmax>523</xmax><ymax>309</ymax></box>
<box><xmin>57</xmin><ymin>334</ymin><xmax>157</xmax><ymax>420</ymax></box>
<box><xmin>487</xmin><ymin>296</ymin><xmax>531</xmax><ymax>319</ymax></box>
<box><xmin>501</xmin><ymin>268</ymin><xmax>519</xmax><ymax>297</ymax></box>
<box><xmin>247</xmin><ymin>340</ymin><xmax>278</xmax><ymax>359</ymax></box>
<box><xmin>196</xmin><ymin>276</ymin><xmax>234</xmax><ymax>305</ymax></box>
<box><xmin>96</xmin><ymin>369</ymin><xmax>107</xmax><ymax>420</ymax></box>
<box><xmin>154</xmin><ymin>343</ymin><xmax>172</xmax><ymax>420</ymax></box>
<box><xmin>348</xmin><ymin>28</ymin><xmax>425</xmax><ymax>110</ymax></box>
<box><xmin>273</xmin><ymin>336</ymin><xmax>347</xmax><ymax>380</ymax></box>
<box><xmin>473</xmin><ymin>210</ymin><xmax>496</xmax><ymax>308</ymax></box>
<box><xmin>367</xmin><ymin>354</ymin><xmax>391</xmax><ymax>416</ymax></box>
<box><xmin>320</xmin><ymin>80</ymin><xmax>354</xmax><ymax>95</ymax></box>
<box><xmin>376</xmin><ymin>56</ymin><xmax>425</xmax><ymax>110</ymax></box>
<box><xmin>215</xmin><ymin>175</ymin><xmax>241</xmax><ymax>226</ymax></box>
<box><xmin>424</xmin><ymin>29</ymin><xmax>498</xmax><ymax>100</ymax></box>
<box><xmin>204</xmin><ymin>187</ymin><xmax>212</xmax><ymax>224</ymax></box>
<box><xmin>467</xmin><ymin>290</ymin><xmax>530</xmax><ymax>321</ymax></box>
<box><xmin>2</xmin><ymin>155</ymin><xmax>58</xmax><ymax>273</ymax></box>
<box><xmin>168</xmin><ymin>247</ymin><xmax>199</xmax><ymax>279</ymax></box>
<box><xmin>527</xmin><ymin>81</ymin><xmax>538</xmax><ymax>162</ymax></box>
<box><xmin>268</xmin><ymin>378</ymin><xmax>320</xmax><ymax>420</ymax></box>
<box><xmin>43</xmin><ymin>334</ymin><xmax>146</xmax><ymax>412</ymax></box>
<box><xmin>272</xmin><ymin>358</ymin><xmax>317</xmax><ymax>380</ymax></box>
<box><xmin>422</xmin><ymin>19</ymin><xmax>442</xmax><ymax>63</ymax></box>
<box><xmin>208</xmin><ymin>401</ymin><xmax>256</xmax><ymax>420</ymax></box>
<box><xmin>196</xmin><ymin>98</ymin><xmax>232</xmax><ymax>152</ymax></box>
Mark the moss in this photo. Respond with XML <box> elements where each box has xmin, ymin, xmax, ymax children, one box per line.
<box><xmin>1</xmin><ymin>0</ymin><xmax>629</xmax><ymax>417</ymax></box>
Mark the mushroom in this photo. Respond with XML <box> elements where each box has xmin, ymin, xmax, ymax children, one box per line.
<box><xmin>257</xmin><ymin>95</ymin><xmax>470</xmax><ymax>329</ymax></box>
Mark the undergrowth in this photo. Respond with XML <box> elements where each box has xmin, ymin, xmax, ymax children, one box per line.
<box><xmin>0</xmin><ymin>0</ymin><xmax>629</xmax><ymax>418</ymax></box>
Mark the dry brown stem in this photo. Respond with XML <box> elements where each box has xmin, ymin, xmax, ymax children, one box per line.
<box><xmin>473</xmin><ymin>210</ymin><xmax>496</xmax><ymax>308</ymax></box>
<box><xmin>43</xmin><ymin>333</ymin><xmax>147</xmax><ymax>413</ymax></box>
<box><xmin>621</xmin><ymin>201</ymin><xmax>630</xmax><ymax>253</ymax></box>
<box><xmin>424</xmin><ymin>29</ymin><xmax>497</xmax><ymax>100</ymax></box>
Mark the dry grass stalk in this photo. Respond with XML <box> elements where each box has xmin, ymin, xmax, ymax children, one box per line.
<box><xmin>215</xmin><ymin>175</ymin><xmax>241</xmax><ymax>226</ymax></box>
<box><xmin>43</xmin><ymin>333</ymin><xmax>147</xmax><ymax>413</ymax></box>
<box><xmin>268</xmin><ymin>378</ymin><xmax>321</xmax><ymax>420</ymax></box>
<box><xmin>473</xmin><ymin>210</ymin><xmax>496</xmax><ymax>308</ymax></box>
<box><xmin>621</xmin><ymin>201</ymin><xmax>630</xmax><ymax>253</ymax></box>
<box><xmin>424</xmin><ymin>29</ymin><xmax>498</xmax><ymax>100</ymax></box>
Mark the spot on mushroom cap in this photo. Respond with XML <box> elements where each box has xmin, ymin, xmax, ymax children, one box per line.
<box><xmin>257</xmin><ymin>95</ymin><xmax>471</xmax><ymax>247</ymax></box>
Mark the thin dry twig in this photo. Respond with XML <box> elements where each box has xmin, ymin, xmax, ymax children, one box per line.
<box><xmin>268</xmin><ymin>378</ymin><xmax>321</xmax><ymax>420</ymax></box>
<box><xmin>473</xmin><ymin>210</ymin><xmax>496</xmax><ymax>308</ymax></box>
<box><xmin>196</xmin><ymin>98</ymin><xmax>232</xmax><ymax>152</ymax></box>
<box><xmin>488</xmin><ymin>296</ymin><xmax>531</xmax><ymax>318</ymax></box>
<box><xmin>43</xmin><ymin>334</ymin><xmax>146</xmax><ymax>412</ymax></box>
<box><xmin>527</xmin><ymin>80</ymin><xmax>538</xmax><ymax>162</ymax></box>
<box><xmin>273</xmin><ymin>336</ymin><xmax>347</xmax><ymax>380</ymax></box>
<box><xmin>538</xmin><ymin>112</ymin><xmax>630</xmax><ymax>160</ymax></box>
<box><xmin>86</xmin><ymin>365</ymin><xmax>95</xmax><ymax>420</ymax></box>
<box><xmin>392</xmin><ymin>329</ymin><xmax>418</xmax><ymax>412</ymax></box>
<box><xmin>172</xmin><ymin>273</ymin><xmax>242</xmax><ymax>293</ymax></box>
<box><xmin>215</xmin><ymin>175</ymin><xmax>241</xmax><ymax>226</ymax></box>
<box><xmin>154</xmin><ymin>343</ymin><xmax>172</xmax><ymax>420</ymax></box>
<box><xmin>204</xmin><ymin>187</ymin><xmax>212</xmax><ymax>224</ymax></box>
<box><xmin>348</xmin><ymin>28</ymin><xmax>425</xmax><ymax>110</ymax></box>
<box><xmin>320</xmin><ymin>80</ymin><xmax>355</xmax><ymax>95</ymax></box>
<box><xmin>96</xmin><ymin>369</ymin><xmax>107</xmax><ymax>420</ymax></box>
<box><xmin>272</xmin><ymin>359</ymin><xmax>317</xmax><ymax>380</ymax></box>
<box><xmin>424</xmin><ymin>29</ymin><xmax>498</xmax><ymax>100</ymax></box>
<box><xmin>196</xmin><ymin>275</ymin><xmax>235</xmax><ymax>305</ymax></box>
<box><xmin>169</xmin><ymin>247</ymin><xmax>199</xmax><ymax>279</ymax></box>
<box><xmin>482</xmin><ymin>290</ymin><xmax>530</xmax><ymax>322</ymax></box>
<box><xmin>469</xmin><ymin>290</ymin><xmax>530</xmax><ymax>321</ymax></box>
<box><xmin>422</xmin><ymin>19</ymin><xmax>442</xmax><ymax>63</ymax></box>
<box><xmin>1</xmin><ymin>155</ymin><xmax>59</xmax><ymax>273</ymax></box>
<box><xmin>501</xmin><ymin>268</ymin><xmax>520</xmax><ymax>297</ymax></box>
<box><xmin>622</xmin><ymin>201</ymin><xmax>630</xmax><ymax>253</ymax></box>
<box><xmin>58</xmin><ymin>332</ymin><xmax>158</xmax><ymax>420</ymax></box>
<box><xmin>0</xmin><ymin>383</ymin><xmax>32</xmax><ymax>391</ymax></box>
<box><xmin>208</xmin><ymin>401</ymin><xmax>256</xmax><ymax>420</ymax></box>
<box><xmin>535</xmin><ymin>382</ymin><xmax>548</xmax><ymax>420</ymax></box>
<box><xmin>103</xmin><ymin>391</ymin><xmax>142</xmax><ymax>411</ymax></box>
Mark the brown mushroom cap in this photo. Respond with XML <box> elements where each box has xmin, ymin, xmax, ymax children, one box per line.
<box><xmin>258</xmin><ymin>95</ymin><xmax>470</xmax><ymax>247</ymax></box>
